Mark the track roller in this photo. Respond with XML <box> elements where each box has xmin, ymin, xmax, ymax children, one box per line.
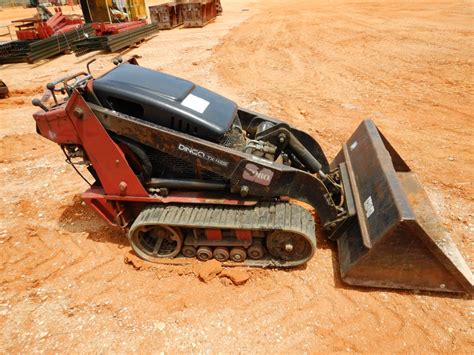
<box><xmin>182</xmin><ymin>245</ymin><xmax>196</xmax><ymax>258</ymax></box>
<box><xmin>128</xmin><ymin>225</ymin><xmax>183</xmax><ymax>262</ymax></box>
<box><xmin>230</xmin><ymin>247</ymin><xmax>246</xmax><ymax>262</ymax></box>
<box><xmin>266</xmin><ymin>231</ymin><xmax>312</xmax><ymax>261</ymax></box>
<box><xmin>196</xmin><ymin>246</ymin><xmax>213</xmax><ymax>261</ymax></box>
<box><xmin>248</xmin><ymin>239</ymin><xmax>264</xmax><ymax>259</ymax></box>
<box><xmin>213</xmin><ymin>247</ymin><xmax>230</xmax><ymax>262</ymax></box>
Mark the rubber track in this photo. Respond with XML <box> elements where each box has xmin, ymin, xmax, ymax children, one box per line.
<box><xmin>129</xmin><ymin>202</ymin><xmax>317</xmax><ymax>267</ymax></box>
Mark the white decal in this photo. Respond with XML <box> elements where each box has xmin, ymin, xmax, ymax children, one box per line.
<box><xmin>178</xmin><ymin>143</ymin><xmax>228</xmax><ymax>167</ymax></box>
<box><xmin>181</xmin><ymin>94</ymin><xmax>210</xmax><ymax>114</ymax></box>
<box><xmin>364</xmin><ymin>196</ymin><xmax>375</xmax><ymax>218</ymax></box>
<box><xmin>242</xmin><ymin>163</ymin><xmax>274</xmax><ymax>186</ymax></box>
<box><xmin>350</xmin><ymin>141</ymin><xmax>358</xmax><ymax>151</ymax></box>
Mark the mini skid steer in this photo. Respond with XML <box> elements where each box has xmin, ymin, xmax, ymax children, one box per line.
<box><xmin>32</xmin><ymin>58</ymin><xmax>473</xmax><ymax>293</ymax></box>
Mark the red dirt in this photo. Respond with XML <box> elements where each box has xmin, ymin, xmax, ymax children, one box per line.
<box><xmin>197</xmin><ymin>260</ymin><xmax>223</xmax><ymax>282</ymax></box>
<box><xmin>0</xmin><ymin>0</ymin><xmax>473</xmax><ymax>352</ymax></box>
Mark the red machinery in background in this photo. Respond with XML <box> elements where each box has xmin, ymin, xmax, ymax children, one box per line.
<box><xmin>15</xmin><ymin>7</ymin><xmax>83</xmax><ymax>40</ymax></box>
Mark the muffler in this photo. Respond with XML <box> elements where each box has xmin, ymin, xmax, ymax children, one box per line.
<box><xmin>332</xmin><ymin>120</ymin><xmax>473</xmax><ymax>293</ymax></box>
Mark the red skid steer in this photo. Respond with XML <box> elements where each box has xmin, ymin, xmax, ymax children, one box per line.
<box><xmin>32</xmin><ymin>58</ymin><xmax>473</xmax><ymax>293</ymax></box>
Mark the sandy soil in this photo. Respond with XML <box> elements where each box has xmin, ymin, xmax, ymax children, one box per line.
<box><xmin>0</xmin><ymin>0</ymin><xmax>473</xmax><ymax>352</ymax></box>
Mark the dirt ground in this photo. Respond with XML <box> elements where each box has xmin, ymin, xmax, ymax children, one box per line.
<box><xmin>0</xmin><ymin>0</ymin><xmax>473</xmax><ymax>352</ymax></box>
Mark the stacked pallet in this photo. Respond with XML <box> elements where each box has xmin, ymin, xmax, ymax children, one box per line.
<box><xmin>72</xmin><ymin>23</ymin><xmax>159</xmax><ymax>56</ymax></box>
<box><xmin>0</xmin><ymin>24</ymin><xmax>95</xmax><ymax>64</ymax></box>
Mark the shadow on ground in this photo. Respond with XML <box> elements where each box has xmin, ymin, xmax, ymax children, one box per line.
<box><xmin>58</xmin><ymin>195</ymin><xmax>129</xmax><ymax>248</ymax></box>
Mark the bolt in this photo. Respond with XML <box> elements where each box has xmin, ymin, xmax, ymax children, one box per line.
<box><xmin>240</xmin><ymin>185</ymin><xmax>249</xmax><ymax>197</ymax></box>
<box><xmin>234</xmin><ymin>254</ymin><xmax>241</xmax><ymax>260</ymax></box>
<box><xmin>119</xmin><ymin>181</ymin><xmax>127</xmax><ymax>192</ymax></box>
<box><xmin>278</xmin><ymin>133</ymin><xmax>286</xmax><ymax>144</ymax></box>
<box><xmin>285</xmin><ymin>243</ymin><xmax>294</xmax><ymax>252</ymax></box>
<box><xmin>73</xmin><ymin>107</ymin><xmax>84</xmax><ymax>119</ymax></box>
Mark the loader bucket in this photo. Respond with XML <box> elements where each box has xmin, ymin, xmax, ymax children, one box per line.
<box><xmin>332</xmin><ymin>120</ymin><xmax>473</xmax><ymax>293</ymax></box>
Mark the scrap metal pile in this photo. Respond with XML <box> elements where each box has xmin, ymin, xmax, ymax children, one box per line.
<box><xmin>71</xmin><ymin>22</ymin><xmax>158</xmax><ymax>56</ymax></box>
<box><xmin>0</xmin><ymin>19</ymin><xmax>158</xmax><ymax>63</ymax></box>
<box><xmin>149</xmin><ymin>0</ymin><xmax>222</xmax><ymax>29</ymax></box>
<box><xmin>14</xmin><ymin>7</ymin><xmax>83</xmax><ymax>40</ymax></box>
<box><xmin>0</xmin><ymin>24</ymin><xmax>95</xmax><ymax>64</ymax></box>
<box><xmin>0</xmin><ymin>1</ymin><xmax>222</xmax><ymax>65</ymax></box>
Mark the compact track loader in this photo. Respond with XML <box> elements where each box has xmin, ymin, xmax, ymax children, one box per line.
<box><xmin>32</xmin><ymin>58</ymin><xmax>473</xmax><ymax>293</ymax></box>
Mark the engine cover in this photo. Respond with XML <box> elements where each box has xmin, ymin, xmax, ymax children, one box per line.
<box><xmin>92</xmin><ymin>63</ymin><xmax>237</xmax><ymax>142</ymax></box>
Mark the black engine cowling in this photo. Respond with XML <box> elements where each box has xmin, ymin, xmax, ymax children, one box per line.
<box><xmin>92</xmin><ymin>63</ymin><xmax>238</xmax><ymax>143</ymax></box>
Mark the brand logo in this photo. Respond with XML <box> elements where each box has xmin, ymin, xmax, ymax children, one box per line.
<box><xmin>242</xmin><ymin>163</ymin><xmax>274</xmax><ymax>186</ymax></box>
<box><xmin>178</xmin><ymin>144</ymin><xmax>229</xmax><ymax>167</ymax></box>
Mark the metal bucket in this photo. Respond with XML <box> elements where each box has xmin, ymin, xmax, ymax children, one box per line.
<box><xmin>332</xmin><ymin>120</ymin><xmax>473</xmax><ymax>293</ymax></box>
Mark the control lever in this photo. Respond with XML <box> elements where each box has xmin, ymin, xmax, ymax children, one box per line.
<box><xmin>32</xmin><ymin>98</ymin><xmax>49</xmax><ymax>112</ymax></box>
